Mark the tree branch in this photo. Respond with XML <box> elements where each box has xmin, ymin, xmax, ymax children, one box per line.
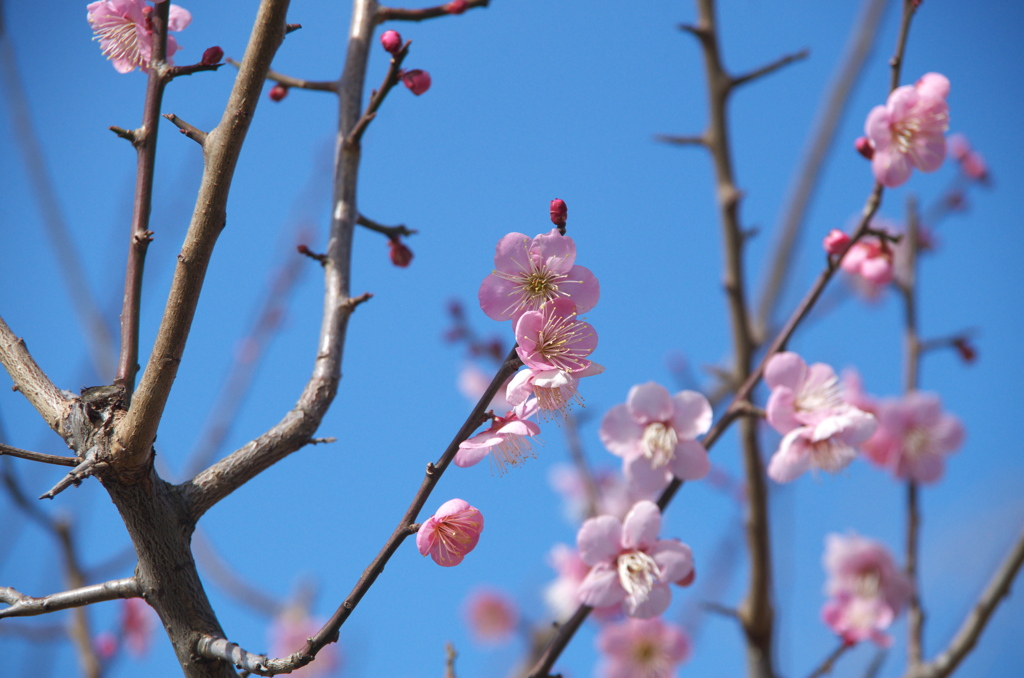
<box><xmin>225</xmin><ymin>58</ymin><xmax>339</xmax><ymax>92</ymax></box>
<box><xmin>164</xmin><ymin>113</ymin><xmax>208</xmax><ymax>146</ymax></box>
<box><xmin>377</xmin><ymin>0</ymin><xmax>489</xmax><ymax>23</ymax></box>
<box><xmin>0</xmin><ymin>314</ymin><xmax>70</xmax><ymax>432</ymax></box>
<box><xmin>356</xmin><ymin>213</ymin><xmax>417</xmax><ymax>238</ymax></box>
<box><xmin>653</xmin><ymin>133</ymin><xmax>708</xmax><ymax>147</ymax></box>
<box><xmin>806</xmin><ymin>641</ymin><xmax>852</xmax><ymax>678</ymax></box>
<box><xmin>0</xmin><ymin>577</ymin><xmax>140</xmax><ymax>619</ymax></box>
<box><xmin>731</xmin><ymin>48</ymin><xmax>809</xmax><ymax>89</ymax></box>
<box><xmin>0</xmin><ymin>442</ymin><xmax>78</xmax><ymax>467</ymax></box>
<box><xmin>346</xmin><ymin>40</ymin><xmax>411</xmax><ymax>147</ymax></box>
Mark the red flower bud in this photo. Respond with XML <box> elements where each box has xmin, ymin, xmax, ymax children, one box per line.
<box><xmin>201</xmin><ymin>46</ymin><xmax>224</xmax><ymax>66</ymax></box>
<box><xmin>380</xmin><ymin>30</ymin><xmax>402</xmax><ymax>54</ymax></box>
<box><xmin>389</xmin><ymin>237</ymin><xmax>414</xmax><ymax>267</ymax></box>
<box><xmin>445</xmin><ymin>0</ymin><xmax>469</xmax><ymax>13</ymax></box>
<box><xmin>269</xmin><ymin>84</ymin><xmax>289</xmax><ymax>102</ymax></box>
<box><xmin>823</xmin><ymin>229</ymin><xmax>851</xmax><ymax>255</ymax></box>
<box><xmin>401</xmin><ymin>69</ymin><xmax>431</xmax><ymax>96</ymax></box>
<box><xmin>549</xmin><ymin>198</ymin><xmax>567</xmax><ymax>229</ymax></box>
<box><xmin>855</xmin><ymin>136</ymin><xmax>874</xmax><ymax>160</ymax></box>
<box><xmin>953</xmin><ymin>338</ymin><xmax>977</xmax><ymax>364</ymax></box>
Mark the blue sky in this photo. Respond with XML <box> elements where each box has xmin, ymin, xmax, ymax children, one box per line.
<box><xmin>2</xmin><ymin>1</ymin><xmax>1023</xmax><ymax>677</ymax></box>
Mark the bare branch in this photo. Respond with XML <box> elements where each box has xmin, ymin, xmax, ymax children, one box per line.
<box><xmin>0</xmin><ymin>442</ymin><xmax>78</xmax><ymax>467</ymax></box>
<box><xmin>731</xmin><ymin>48</ymin><xmax>809</xmax><ymax>89</ymax></box>
<box><xmin>444</xmin><ymin>643</ymin><xmax>458</xmax><ymax>678</ymax></box>
<box><xmin>357</xmin><ymin>214</ymin><xmax>417</xmax><ymax>238</ymax></box>
<box><xmin>377</xmin><ymin>0</ymin><xmax>489</xmax><ymax>23</ymax></box>
<box><xmin>197</xmin><ymin>636</ymin><xmax>272</xmax><ymax>675</ymax></box>
<box><xmin>0</xmin><ymin>314</ymin><xmax>70</xmax><ymax>432</ymax></box>
<box><xmin>0</xmin><ymin>578</ymin><xmax>139</xmax><ymax>619</ymax></box>
<box><xmin>654</xmin><ymin>133</ymin><xmax>708</xmax><ymax>147</ymax></box>
<box><xmin>38</xmin><ymin>455</ymin><xmax>99</xmax><ymax>500</ymax></box>
<box><xmin>164</xmin><ymin>113</ymin><xmax>208</xmax><ymax>146</ymax></box>
<box><xmin>806</xmin><ymin>641</ymin><xmax>853</xmax><ymax>678</ymax></box>
<box><xmin>225</xmin><ymin>57</ymin><xmax>338</xmax><ymax>92</ymax></box>
<box><xmin>347</xmin><ymin>41</ymin><xmax>411</xmax><ymax>147</ymax></box>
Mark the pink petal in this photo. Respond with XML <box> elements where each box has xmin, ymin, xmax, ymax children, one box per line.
<box><xmin>622</xmin><ymin>455</ymin><xmax>671</xmax><ymax>496</ymax></box>
<box><xmin>167</xmin><ymin>5</ymin><xmax>192</xmax><ymax>31</ymax></box>
<box><xmin>478</xmin><ymin>273</ymin><xmax>522</xmax><ymax>320</ymax></box>
<box><xmin>578</xmin><ymin>563</ymin><xmax>627</xmax><ymax>608</ymax></box>
<box><xmin>577</xmin><ymin>515</ymin><xmax>623</xmax><ymax>566</ymax></box>
<box><xmin>567</xmin><ymin>265</ymin><xmax>601</xmax><ymax>314</ymax></box>
<box><xmin>764</xmin><ymin>352</ymin><xmax>807</xmax><ymax>391</ymax></box>
<box><xmin>627</xmin><ymin>382</ymin><xmax>674</xmax><ymax>425</ymax></box>
<box><xmin>667</xmin><ymin>439</ymin><xmax>710</xmax><ymax>481</ymax></box>
<box><xmin>621</xmin><ymin>500</ymin><xmax>661</xmax><ymax>551</ymax></box>
<box><xmin>651</xmin><ymin>539</ymin><xmax>694</xmax><ymax>583</ymax></box>
<box><xmin>531</xmin><ymin>228</ymin><xmax>576</xmax><ymax>273</ymax></box>
<box><xmin>765</xmin><ymin>387</ymin><xmax>801</xmax><ymax>434</ymax></box>
<box><xmin>624</xmin><ymin>583</ymin><xmax>671</xmax><ymax>618</ymax></box>
<box><xmin>599</xmin><ymin>404</ymin><xmax>644</xmax><ymax>459</ymax></box>
<box><xmin>873</xmin><ymin>148</ymin><xmax>913</xmax><ymax>188</ymax></box>
<box><xmin>767</xmin><ymin>429</ymin><xmax>813</xmax><ymax>483</ymax></box>
<box><xmin>670</xmin><ymin>390</ymin><xmax>712</xmax><ymax>439</ymax></box>
<box><xmin>454</xmin><ymin>443</ymin><xmax>490</xmax><ymax>468</ymax></box>
<box><xmin>915</xmin><ymin>72</ymin><xmax>950</xmax><ymax>100</ymax></box>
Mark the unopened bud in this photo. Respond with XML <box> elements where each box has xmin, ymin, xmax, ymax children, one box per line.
<box><xmin>381</xmin><ymin>30</ymin><xmax>402</xmax><ymax>54</ymax></box>
<box><xmin>201</xmin><ymin>46</ymin><xmax>224</xmax><ymax>66</ymax></box>
<box><xmin>269</xmin><ymin>84</ymin><xmax>289</xmax><ymax>102</ymax></box>
<box><xmin>445</xmin><ymin>0</ymin><xmax>469</xmax><ymax>13</ymax></box>
<box><xmin>855</xmin><ymin>136</ymin><xmax>874</xmax><ymax>160</ymax></box>
<box><xmin>823</xmin><ymin>229</ymin><xmax>850</xmax><ymax>255</ymax></box>
<box><xmin>401</xmin><ymin>69</ymin><xmax>431</xmax><ymax>96</ymax></box>
<box><xmin>549</xmin><ymin>198</ymin><xmax>567</xmax><ymax>230</ymax></box>
<box><xmin>953</xmin><ymin>338</ymin><xmax>977</xmax><ymax>364</ymax></box>
<box><xmin>389</xmin><ymin>237</ymin><xmax>414</xmax><ymax>267</ymax></box>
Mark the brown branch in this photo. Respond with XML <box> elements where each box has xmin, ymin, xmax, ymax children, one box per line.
<box><xmin>164</xmin><ymin>113</ymin><xmax>208</xmax><ymax>146</ymax></box>
<box><xmin>754</xmin><ymin>0</ymin><xmax>888</xmax><ymax>340</ymax></box>
<box><xmin>38</xmin><ymin>455</ymin><xmax>100</xmax><ymax>500</ymax></box>
<box><xmin>114</xmin><ymin>0</ymin><xmax>292</xmax><ymax>471</ymax></box>
<box><xmin>0</xmin><ymin>577</ymin><xmax>140</xmax><ymax>619</ymax></box>
<box><xmin>731</xmin><ymin>48</ymin><xmax>809</xmax><ymax>89</ymax></box>
<box><xmin>444</xmin><ymin>642</ymin><xmax>458</xmax><ymax>678</ymax></box>
<box><xmin>0</xmin><ymin>442</ymin><xmax>78</xmax><ymax>467</ymax></box>
<box><xmin>377</xmin><ymin>0</ymin><xmax>489</xmax><ymax>22</ymax></box>
<box><xmin>0</xmin><ymin>314</ymin><xmax>70</xmax><ymax>432</ymax></box>
<box><xmin>356</xmin><ymin>213</ymin><xmax>417</xmax><ymax>238</ymax></box>
<box><xmin>346</xmin><ymin>41</ymin><xmax>411</xmax><ymax>147</ymax></box>
<box><xmin>806</xmin><ymin>641</ymin><xmax>853</xmax><ymax>678</ymax></box>
<box><xmin>225</xmin><ymin>58</ymin><xmax>338</xmax><ymax>92</ymax></box>
<box><xmin>654</xmin><ymin>134</ymin><xmax>708</xmax><ymax>147</ymax></box>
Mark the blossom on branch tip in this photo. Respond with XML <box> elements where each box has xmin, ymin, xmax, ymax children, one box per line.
<box><xmin>417</xmin><ymin>499</ymin><xmax>484</xmax><ymax>566</ymax></box>
<box><xmin>840</xmin><ymin>238</ymin><xmax>894</xmax><ymax>286</ymax></box>
<box><xmin>479</xmin><ymin>229</ymin><xmax>599</xmax><ymax>321</ymax></box>
<box><xmin>401</xmin><ymin>69</ymin><xmax>431</xmax><ymax>95</ymax></box>
<box><xmin>600</xmin><ymin>382</ymin><xmax>712</xmax><ymax>495</ymax></box>
<box><xmin>598</xmin><ymin>617</ymin><xmax>692</xmax><ymax>678</ymax></box>
<box><xmin>821</xmin><ymin>532</ymin><xmax>911</xmax><ymax>646</ymax></box>
<box><xmin>550</xmin><ymin>198</ymin><xmax>568</xmax><ymax>229</ymax></box>
<box><xmin>515</xmin><ymin>297</ymin><xmax>598</xmax><ymax>374</ymax></box>
<box><xmin>861</xmin><ymin>391</ymin><xmax>963</xmax><ymax>483</ymax></box>
<box><xmin>454</xmin><ymin>400</ymin><xmax>541</xmax><ymax>473</ymax></box>
<box><xmin>576</xmin><ymin>500</ymin><xmax>694</xmax><ymax>618</ymax></box>
<box><xmin>380</xmin><ymin>29</ymin><xmax>402</xmax><ymax>54</ymax></box>
<box><xmin>87</xmin><ymin>0</ymin><xmax>192</xmax><ymax>74</ymax></box>
<box><xmin>200</xmin><ymin>46</ymin><xmax>222</xmax><ymax>66</ymax></box>
<box><xmin>506</xmin><ymin>362</ymin><xmax>604</xmax><ymax>420</ymax></box>
<box><xmin>865</xmin><ymin>72</ymin><xmax>950</xmax><ymax>187</ymax></box>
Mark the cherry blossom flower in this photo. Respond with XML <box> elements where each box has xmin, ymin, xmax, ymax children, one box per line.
<box><xmin>865</xmin><ymin>72</ymin><xmax>950</xmax><ymax>187</ymax></box>
<box><xmin>479</xmin><ymin>230</ymin><xmax>599</xmax><ymax>322</ymax></box>
<box><xmin>506</xmin><ymin>363</ymin><xmax>603</xmax><ymax>419</ymax></box>
<box><xmin>417</xmin><ymin>499</ymin><xmax>484</xmax><ymax>567</ymax></box>
<box><xmin>388</xmin><ymin>236</ymin><xmax>413</xmax><ymax>267</ymax></box>
<box><xmin>544</xmin><ymin>544</ymin><xmax>622</xmax><ymax>622</ymax></box>
<box><xmin>515</xmin><ymin>297</ymin><xmax>598</xmax><ymax>374</ymax></box>
<box><xmin>861</xmin><ymin>391</ymin><xmax>964</xmax><ymax>483</ymax></box>
<box><xmin>597</xmin><ymin>617</ymin><xmax>692</xmax><ymax>678</ymax></box>
<box><xmin>401</xmin><ymin>69</ymin><xmax>431</xmax><ymax>95</ymax></box>
<box><xmin>87</xmin><ymin>0</ymin><xmax>192</xmax><ymax>74</ymax></box>
<box><xmin>764</xmin><ymin>353</ymin><xmax>876</xmax><ymax>482</ymax></box>
<box><xmin>840</xmin><ymin>239</ymin><xmax>894</xmax><ymax>286</ymax></box>
<box><xmin>600</xmin><ymin>383</ymin><xmax>712</xmax><ymax>495</ymax></box>
<box><xmin>454</xmin><ymin>400</ymin><xmax>541</xmax><ymax>473</ymax></box>
<box><xmin>464</xmin><ymin>588</ymin><xmax>519</xmax><ymax>644</ymax></box>
<box><xmin>269</xmin><ymin>605</ymin><xmax>340</xmax><ymax>677</ymax></box>
<box><xmin>576</xmin><ymin>501</ymin><xmax>694</xmax><ymax>618</ymax></box>
<box><xmin>821</xmin><ymin>532</ymin><xmax>912</xmax><ymax>646</ymax></box>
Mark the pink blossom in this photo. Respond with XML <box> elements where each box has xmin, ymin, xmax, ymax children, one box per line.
<box><xmin>862</xmin><ymin>391</ymin><xmax>964</xmax><ymax>483</ymax></box>
<box><xmin>87</xmin><ymin>0</ymin><xmax>192</xmax><ymax>74</ymax></box>
<box><xmin>417</xmin><ymin>499</ymin><xmax>484</xmax><ymax>567</ymax></box>
<box><xmin>545</xmin><ymin>543</ymin><xmax>622</xmax><ymax>622</ymax></box>
<box><xmin>576</xmin><ymin>501</ymin><xmax>694</xmax><ymax>618</ymax></box>
<box><xmin>380</xmin><ymin>29</ymin><xmax>402</xmax><ymax>54</ymax></box>
<box><xmin>506</xmin><ymin>363</ymin><xmax>603</xmax><ymax>419</ymax></box>
<box><xmin>821</xmin><ymin>533</ymin><xmax>912</xmax><ymax>646</ymax></box>
<box><xmin>93</xmin><ymin>631</ymin><xmax>118</xmax><ymax>659</ymax></box>
<box><xmin>865</xmin><ymin>72</ymin><xmax>950</xmax><ymax>187</ymax></box>
<box><xmin>401</xmin><ymin>68</ymin><xmax>431</xmax><ymax>95</ymax></box>
<box><xmin>479</xmin><ymin>230</ymin><xmax>599</xmax><ymax>322</ymax></box>
<box><xmin>269</xmin><ymin>605</ymin><xmax>340</xmax><ymax>677</ymax></box>
<box><xmin>947</xmin><ymin>133</ymin><xmax>990</xmax><ymax>183</ymax></box>
<box><xmin>600</xmin><ymin>383</ymin><xmax>711</xmax><ymax>495</ymax></box>
<box><xmin>764</xmin><ymin>353</ymin><xmax>876</xmax><ymax>482</ymax></box>
<box><xmin>598</xmin><ymin>617</ymin><xmax>691</xmax><ymax>678</ymax></box>
<box><xmin>823</xmin><ymin>229</ymin><xmax>851</xmax><ymax>256</ymax></box>
<box><xmin>550</xmin><ymin>198</ymin><xmax>568</xmax><ymax>229</ymax></box>
<box><xmin>841</xmin><ymin>239</ymin><xmax>894</xmax><ymax>286</ymax></box>
<box><xmin>854</xmin><ymin>136</ymin><xmax>875</xmax><ymax>160</ymax></box>
<box><xmin>464</xmin><ymin>588</ymin><xmax>519</xmax><ymax>644</ymax></box>
<box><xmin>515</xmin><ymin>297</ymin><xmax>598</xmax><ymax>374</ymax></box>
<box><xmin>454</xmin><ymin>400</ymin><xmax>541</xmax><ymax>473</ymax></box>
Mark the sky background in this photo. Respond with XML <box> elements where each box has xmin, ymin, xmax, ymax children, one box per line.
<box><xmin>1</xmin><ymin>1</ymin><xmax>1023</xmax><ymax>677</ymax></box>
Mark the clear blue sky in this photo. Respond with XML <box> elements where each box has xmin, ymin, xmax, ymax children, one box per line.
<box><xmin>2</xmin><ymin>1</ymin><xmax>1022</xmax><ymax>677</ymax></box>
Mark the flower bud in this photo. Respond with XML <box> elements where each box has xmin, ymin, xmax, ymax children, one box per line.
<box><xmin>388</xmin><ymin>237</ymin><xmax>414</xmax><ymax>267</ymax></box>
<box><xmin>401</xmin><ymin>69</ymin><xmax>431</xmax><ymax>96</ymax></box>
<box><xmin>549</xmin><ymin>198</ymin><xmax>567</xmax><ymax>229</ymax></box>
<box><xmin>445</xmin><ymin>0</ymin><xmax>469</xmax><ymax>13</ymax></box>
<box><xmin>269</xmin><ymin>84</ymin><xmax>289</xmax><ymax>102</ymax></box>
<box><xmin>380</xmin><ymin>29</ymin><xmax>402</xmax><ymax>54</ymax></box>
<box><xmin>854</xmin><ymin>136</ymin><xmax>874</xmax><ymax>160</ymax></box>
<box><xmin>201</xmin><ymin>46</ymin><xmax>224</xmax><ymax>66</ymax></box>
<box><xmin>823</xmin><ymin>229</ymin><xmax>850</xmax><ymax>255</ymax></box>
<box><xmin>953</xmin><ymin>338</ymin><xmax>977</xmax><ymax>364</ymax></box>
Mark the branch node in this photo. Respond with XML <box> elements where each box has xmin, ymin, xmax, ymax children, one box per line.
<box><xmin>285</xmin><ymin>23</ymin><xmax>302</xmax><ymax>34</ymax></box>
<box><xmin>109</xmin><ymin>125</ymin><xmax>138</xmax><ymax>144</ymax></box>
<box><xmin>342</xmin><ymin>292</ymin><xmax>373</xmax><ymax>311</ymax></box>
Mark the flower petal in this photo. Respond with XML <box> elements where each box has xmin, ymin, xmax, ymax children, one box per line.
<box><xmin>621</xmin><ymin>500</ymin><xmax>661</xmax><ymax>551</ymax></box>
<box><xmin>577</xmin><ymin>515</ymin><xmax>623</xmax><ymax>566</ymax></box>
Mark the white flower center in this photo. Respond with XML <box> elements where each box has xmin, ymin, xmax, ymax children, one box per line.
<box><xmin>642</xmin><ymin>422</ymin><xmax>678</xmax><ymax>468</ymax></box>
<box><xmin>810</xmin><ymin>436</ymin><xmax>856</xmax><ymax>473</ymax></box>
<box><xmin>616</xmin><ymin>550</ymin><xmax>660</xmax><ymax>608</ymax></box>
<box><xmin>856</xmin><ymin>567</ymin><xmax>882</xmax><ymax>599</ymax></box>
<box><xmin>91</xmin><ymin>14</ymin><xmax>144</xmax><ymax>68</ymax></box>
<box><xmin>535</xmin><ymin>310</ymin><xmax>591</xmax><ymax>373</ymax></box>
<box><xmin>903</xmin><ymin>426</ymin><xmax>933</xmax><ymax>460</ymax></box>
<box><xmin>491</xmin><ymin>433</ymin><xmax>537</xmax><ymax>474</ymax></box>
<box><xmin>796</xmin><ymin>374</ymin><xmax>843</xmax><ymax>414</ymax></box>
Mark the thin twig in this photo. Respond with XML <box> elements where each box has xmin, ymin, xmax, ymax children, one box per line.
<box><xmin>356</xmin><ymin>214</ymin><xmax>417</xmax><ymax>238</ymax></box>
<box><xmin>377</xmin><ymin>0</ymin><xmax>489</xmax><ymax>22</ymax></box>
<box><xmin>346</xmin><ymin>41</ymin><xmax>411</xmax><ymax>147</ymax></box>
<box><xmin>654</xmin><ymin>134</ymin><xmax>708</xmax><ymax>147</ymax></box>
<box><xmin>164</xmin><ymin>113</ymin><xmax>208</xmax><ymax>146</ymax></box>
<box><xmin>39</xmin><ymin>455</ymin><xmax>99</xmax><ymax>500</ymax></box>
<box><xmin>0</xmin><ymin>442</ymin><xmax>78</xmax><ymax>467</ymax></box>
<box><xmin>225</xmin><ymin>58</ymin><xmax>338</xmax><ymax>92</ymax></box>
<box><xmin>0</xmin><ymin>314</ymin><xmax>70</xmax><ymax>432</ymax></box>
<box><xmin>806</xmin><ymin>642</ymin><xmax>853</xmax><ymax>678</ymax></box>
<box><xmin>444</xmin><ymin>642</ymin><xmax>458</xmax><ymax>678</ymax></box>
<box><xmin>0</xmin><ymin>578</ymin><xmax>140</xmax><ymax>619</ymax></box>
<box><xmin>731</xmin><ymin>48</ymin><xmax>809</xmax><ymax>89</ymax></box>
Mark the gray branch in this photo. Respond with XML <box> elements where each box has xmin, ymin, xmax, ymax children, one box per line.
<box><xmin>0</xmin><ymin>442</ymin><xmax>78</xmax><ymax>467</ymax></box>
<box><xmin>0</xmin><ymin>314</ymin><xmax>70</xmax><ymax>433</ymax></box>
<box><xmin>0</xmin><ymin>577</ymin><xmax>139</xmax><ymax>619</ymax></box>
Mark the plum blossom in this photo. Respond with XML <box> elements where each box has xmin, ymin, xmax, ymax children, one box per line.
<box><xmin>862</xmin><ymin>391</ymin><xmax>964</xmax><ymax>483</ymax></box>
<box><xmin>823</xmin><ymin>229</ymin><xmax>851</xmax><ymax>256</ymax></box>
<box><xmin>598</xmin><ymin>617</ymin><xmax>692</xmax><ymax>678</ymax></box>
<box><xmin>577</xmin><ymin>501</ymin><xmax>694</xmax><ymax>618</ymax></box>
<box><xmin>764</xmin><ymin>353</ymin><xmax>876</xmax><ymax>482</ymax></box>
<box><xmin>464</xmin><ymin>588</ymin><xmax>519</xmax><ymax>644</ymax></box>
<box><xmin>479</xmin><ymin>230</ymin><xmax>599</xmax><ymax>322</ymax></box>
<box><xmin>515</xmin><ymin>297</ymin><xmax>597</xmax><ymax>374</ymax></box>
<box><xmin>506</xmin><ymin>362</ymin><xmax>603</xmax><ymax>419</ymax></box>
<box><xmin>841</xmin><ymin>238</ymin><xmax>894</xmax><ymax>286</ymax></box>
<box><xmin>865</xmin><ymin>72</ymin><xmax>950</xmax><ymax>187</ymax></box>
<box><xmin>454</xmin><ymin>400</ymin><xmax>541</xmax><ymax>473</ymax></box>
<box><xmin>417</xmin><ymin>499</ymin><xmax>484</xmax><ymax>567</ymax></box>
<box><xmin>600</xmin><ymin>383</ymin><xmax>711</xmax><ymax>494</ymax></box>
<box><xmin>401</xmin><ymin>69</ymin><xmax>431</xmax><ymax>95</ymax></box>
<box><xmin>87</xmin><ymin>0</ymin><xmax>192</xmax><ymax>74</ymax></box>
<box><xmin>821</xmin><ymin>533</ymin><xmax>912</xmax><ymax>646</ymax></box>
<box><xmin>269</xmin><ymin>604</ymin><xmax>340</xmax><ymax>677</ymax></box>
